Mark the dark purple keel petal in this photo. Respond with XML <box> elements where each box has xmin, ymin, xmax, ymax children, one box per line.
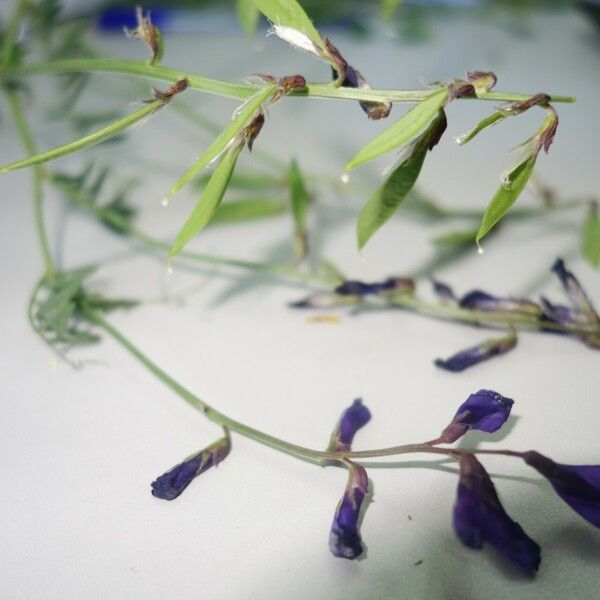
<box><xmin>523</xmin><ymin>451</ymin><xmax>600</xmax><ymax>528</ymax></box>
<box><xmin>440</xmin><ymin>389</ymin><xmax>514</xmax><ymax>443</ymax></box>
<box><xmin>329</xmin><ymin>463</ymin><xmax>369</xmax><ymax>559</ymax></box>
<box><xmin>460</xmin><ymin>290</ymin><xmax>542</xmax><ymax>317</ymax></box>
<box><xmin>540</xmin><ymin>297</ymin><xmax>588</xmax><ymax>328</ymax></box>
<box><xmin>151</xmin><ymin>434</ymin><xmax>231</xmax><ymax>500</ymax></box>
<box><xmin>453</xmin><ymin>454</ymin><xmax>541</xmax><ymax>571</ymax></box>
<box><xmin>435</xmin><ymin>331</ymin><xmax>516</xmax><ymax>373</ymax></box>
<box><xmin>334</xmin><ymin>280</ymin><xmax>382</xmax><ymax>296</ymax></box>
<box><xmin>332</xmin><ymin>64</ymin><xmax>391</xmax><ymax>120</ymax></box>
<box><xmin>328</xmin><ymin>398</ymin><xmax>371</xmax><ymax>453</ymax></box>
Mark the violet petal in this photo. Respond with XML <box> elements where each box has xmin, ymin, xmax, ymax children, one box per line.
<box><xmin>453</xmin><ymin>454</ymin><xmax>541</xmax><ymax>571</ymax></box>
<box><xmin>328</xmin><ymin>398</ymin><xmax>371</xmax><ymax>453</ymax></box>
<box><xmin>329</xmin><ymin>463</ymin><xmax>369</xmax><ymax>559</ymax></box>
<box><xmin>523</xmin><ymin>451</ymin><xmax>600</xmax><ymax>528</ymax></box>
<box><xmin>151</xmin><ymin>435</ymin><xmax>231</xmax><ymax>500</ymax></box>
<box><xmin>435</xmin><ymin>332</ymin><xmax>516</xmax><ymax>373</ymax></box>
<box><xmin>440</xmin><ymin>389</ymin><xmax>514</xmax><ymax>443</ymax></box>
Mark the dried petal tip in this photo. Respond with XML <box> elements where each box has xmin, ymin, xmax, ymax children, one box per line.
<box><xmin>125</xmin><ymin>6</ymin><xmax>162</xmax><ymax>65</ymax></box>
<box><xmin>435</xmin><ymin>331</ymin><xmax>516</xmax><ymax>373</ymax></box>
<box><xmin>329</xmin><ymin>462</ymin><xmax>369</xmax><ymax>559</ymax></box>
<box><xmin>440</xmin><ymin>389</ymin><xmax>514</xmax><ymax>444</ymax></box>
<box><xmin>327</xmin><ymin>398</ymin><xmax>371</xmax><ymax>453</ymax></box>
<box><xmin>151</xmin><ymin>434</ymin><xmax>231</xmax><ymax>501</ymax></box>
<box><xmin>454</xmin><ymin>454</ymin><xmax>541</xmax><ymax>571</ymax></box>
<box><xmin>523</xmin><ymin>451</ymin><xmax>600</xmax><ymax>528</ymax></box>
<box><xmin>467</xmin><ymin>71</ymin><xmax>497</xmax><ymax>93</ymax></box>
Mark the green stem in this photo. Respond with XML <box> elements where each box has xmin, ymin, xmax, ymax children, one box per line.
<box><xmin>3</xmin><ymin>59</ymin><xmax>576</xmax><ymax>104</ymax></box>
<box><xmin>382</xmin><ymin>294</ymin><xmax>596</xmax><ymax>337</ymax></box>
<box><xmin>80</xmin><ymin>304</ymin><xmax>531</xmax><ymax>466</ymax></box>
<box><xmin>83</xmin><ymin>304</ymin><xmax>325</xmax><ymax>463</ymax></box>
<box><xmin>47</xmin><ymin>174</ymin><xmax>338</xmax><ymax>286</ymax></box>
<box><xmin>0</xmin><ymin>0</ymin><xmax>28</xmax><ymax>68</ymax></box>
<box><xmin>4</xmin><ymin>86</ymin><xmax>55</xmax><ymax>278</ymax></box>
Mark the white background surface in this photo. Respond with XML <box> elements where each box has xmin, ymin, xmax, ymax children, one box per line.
<box><xmin>1</xmin><ymin>7</ymin><xmax>600</xmax><ymax>599</ymax></box>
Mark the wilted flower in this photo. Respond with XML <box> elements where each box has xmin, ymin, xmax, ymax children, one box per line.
<box><xmin>124</xmin><ymin>6</ymin><xmax>162</xmax><ymax>65</ymax></box>
<box><xmin>551</xmin><ymin>258</ymin><xmax>599</xmax><ymax>325</ymax></box>
<box><xmin>327</xmin><ymin>398</ymin><xmax>371</xmax><ymax>453</ymax></box>
<box><xmin>467</xmin><ymin>71</ymin><xmax>497</xmax><ymax>93</ymax></box>
<box><xmin>329</xmin><ymin>462</ymin><xmax>369</xmax><ymax>559</ymax></box>
<box><xmin>333</xmin><ymin>63</ymin><xmax>392</xmax><ymax>120</ymax></box>
<box><xmin>523</xmin><ymin>451</ymin><xmax>600</xmax><ymax>528</ymax></box>
<box><xmin>540</xmin><ymin>297</ymin><xmax>589</xmax><ymax>328</ymax></box>
<box><xmin>453</xmin><ymin>453</ymin><xmax>541</xmax><ymax>571</ymax></box>
<box><xmin>151</xmin><ymin>432</ymin><xmax>231</xmax><ymax>501</ymax></box>
<box><xmin>438</xmin><ymin>389</ymin><xmax>514</xmax><ymax>444</ymax></box>
<box><xmin>459</xmin><ymin>290</ymin><xmax>543</xmax><ymax>317</ymax></box>
<box><xmin>435</xmin><ymin>330</ymin><xmax>517</xmax><ymax>373</ymax></box>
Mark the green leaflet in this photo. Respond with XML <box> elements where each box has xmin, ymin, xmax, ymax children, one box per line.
<box><xmin>288</xmin><ymin>159</ymin><xmax>310</xmax><ymax>258</ymax></box>
<box><xmin>252</xmin><ymin>0</ymin><xmax>325</xmax><ymax>51</ymax></box>
<box><xmin>237</xmin><ymin>0</ymin><xmax>260</xmax><ymax>36</ymax></box>
<box><xmin>476</xmin><ymin>156</ymin><xmax>537</xmax><ymax>245</ymax></box>
<box><xmin>357</xmin><ymin>147</ymin><xmax>427</xmax><ymax>250</ymax></box>
<box><xmin>0</xmin><ymin>101</ymin><xmax>162</xmax><ymax>173</ymax></box>
<box><xmin>582</xmin><ymin>211</ymin><xmax>600</xmax><ymax>268</ymax></box>
<box><xmin>164</xmin><ymin>83</ymin><xmax>276</xmax><ymax>201</ymax></box>
<box><xmin>456</xmin><ymin>112</ymin><xmax>505</xmax><ymax>145</ymax></box>
<box><xmin>169</xmin><ymin>145</ymin><xmax>243</xmax><ymax>259</ymax></box>
<box><xmin>433</xmin><ymin>229</ymin><xmax>478</xmax><ymax>247</ymax></box>
<box><xmin>346</xmin><ymin>89</ymin><xmax>448</xmax><ymax>170</ymax></box>
<box><xmin>211</xmin><ymin>197</ymin><xmax>287</xmax><ymax>224</ymax></box>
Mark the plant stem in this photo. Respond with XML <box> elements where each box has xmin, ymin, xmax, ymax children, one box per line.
<box><xmin>83</xmin><ymin>304</ymin><xmax>325</xmax><ymax>463</ymax></box>
<box><xmin>3</xmin><ymin>59</ymin><xmax>576</xmax><ymax>104</ymax></box>
<box><xmin>80</xmin><ymin>305</ymin><xmax>531</xmax><ymax>466</ymax></box>
<box><xmin>47</xmin><ymin>174</ymin><xmax>339</xmax><ymax>287</ymax></box>
<box><xmin>0</xmin><ymin>0</ymin><xmax>28</xmax><ymax>68</ymax></box>
<box><xmin>4</xmin><ymin>86</ymin><xmax>55</xmax><ymax>278</ymax></box>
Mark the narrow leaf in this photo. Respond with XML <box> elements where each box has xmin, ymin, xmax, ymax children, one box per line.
<box><xmin>237</xmin><ymin>0</ymin><xmax>260</xmax><ymax>36</ymax></box>
<box><xmin>252</xmin><ymin>0</ymin><xmax>325</xmax><ymax>50</ymax></box>
<box><xmin>193</xmin><ymin>170</ymin><xmax>281</xmax><ymax>191</ymax></box>
<box><xmin>288</xmin><ymin>159</ymin><xmax>310</xmax><ymax>258</ymax></box>
<box><xmin>456</xmin><ymin>112</ymin><xmax>505</xmax><ymax>145</ymax></box>
<box><xmin>476</xmin><ymin>156</ymin><xmax>537</xmax><ymax>245</ymax></box>
<box><xmin>165</xmin><ymin>84</ymin><xmax>276</xmax><ymax>201</ymax></box>
<box><xmin>357</xmin><ymin>148</ymin><xmax>427</xmax><ymax>250</ymax></box>
<box><xmin>169</xmin><ymin>145</ymin><xmax>243</xmax><ymax>258</ymax></box>
<box><xmin>211</xmin><ymin>197</ymin><xmax>287</xmax><ymax>224</ymax></box>
<box><xmin>346</xmin><ymin>89</ymin><xmax>448</xmax><ymax>170</ymax></box>
<box><xmin>0</xmin><ymin>101</ymin><xmax>162</xmax><ymax>172</ymax></box>
<box><xmin>582</xmin><ymin>210</ymin><xmax>600</xmax><ymax>268</ymax></box>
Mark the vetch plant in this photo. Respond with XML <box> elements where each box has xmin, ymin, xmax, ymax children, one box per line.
<box><xmin>1</xmin><ymin>0</ymin><xmax>598</xmax><ymax>581</ymax></box>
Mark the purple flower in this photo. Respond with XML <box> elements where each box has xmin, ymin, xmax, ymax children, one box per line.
<box><xmin>151</xmin><ymin>433</ymin><xmax>231</xmax><ymax>500</ymax></box>
<box><xmin>327</xmin><ymin>398</ymin><xmax>371</xmax><ymax>453</ymax></box>
<box><xmin>329</xmin><ymin>462</ymin><xmax>369</xmax><ymax>559</ymax></box>
<box><xmin>378</xmin><ymin>277</ymin><xmax>415</xmax><ymax>296</ymax></box>
<box><xmin>460</xmin><ymin>290</ymin><xmax>542</xmax><ymax>317</ymax></box>
<box><xmin>540</xmin><ymin>297</ymin><xmax>589</xmax><ymax>328</ymax></box>
<box><xmin>551</xmin><ymin>259</ymin><xmax>599</xmax><ymax>324</ymax></box>
<box><xmin>523</xmin><ymin>451</ymin><xmax>600</xmax><ymax>528</ymax></box>
<box><xmin>431</xmin><ymin>280</ymin><xmax>456</xmax><ymax>302</ymax></box>
<box><xmin>333</xmin><ymin>64</ymin><xmax>391</xmax><ymax>120</ymax></box>
<box><xmin>334</xmin><ymin>280</ymin><xmax>382</xmax><ymax>296</ymax></box>
<box><xmin>453</xmin><ymin>454</ymin><xmax>541</xmax><ymax>571</ymax></box>
<box><xmin>439</xmin><ymin>389</ymin><xmax>514</xmax><ymax>444</ymax></box>
<box><xmin>434</xmin><ymin>331</ymin><xmax>517</xmax><ymax>373</ymax></box>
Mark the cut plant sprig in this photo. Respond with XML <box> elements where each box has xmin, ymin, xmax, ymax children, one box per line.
<box><xmin>0</xmin><ymin>79</ymin><xmax>189</xmax><ymax>174</ymax></box>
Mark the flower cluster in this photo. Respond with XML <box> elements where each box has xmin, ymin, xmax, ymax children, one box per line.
<box><xmin>324</xmin><ymin>391</ymin><xmax>599</xmax><ymax>570</ymax></box>
<box><xmin>291</xmin><ymin>259</ymin><xmax>600</xmax><ymax>370</ymax></box>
